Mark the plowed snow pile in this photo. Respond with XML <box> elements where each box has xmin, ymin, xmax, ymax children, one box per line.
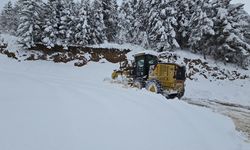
<box><xmin>0</xmin><ymin>55</ymin><xmax>249</xmax><ymax>150</ymax></box>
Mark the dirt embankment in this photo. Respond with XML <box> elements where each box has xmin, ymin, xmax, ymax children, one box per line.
<box><xmin>30</xmin><ymin>44</ymin><xmax>130</xmax><ymax>63</ymax></box>
<box><xmin>0</xmin><ymin>44</ymin><xmax>130</xmax><ymax>67</ymax></box>
<box><xmin>1</xmin><ymin>44</ymin><xmax>249</xmax><ymax>81</ymax></box>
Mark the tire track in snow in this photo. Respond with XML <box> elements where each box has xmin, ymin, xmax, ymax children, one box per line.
<box><xmin>182</xmin><ymin>97</ymin><xmax>250</xmax><ymax>142</ymax></box>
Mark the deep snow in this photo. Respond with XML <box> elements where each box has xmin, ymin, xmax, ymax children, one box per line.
<box><xmin>0</xmin><ymin>55</ymin><xmax>249</xmax><ymax>150</ymax></box>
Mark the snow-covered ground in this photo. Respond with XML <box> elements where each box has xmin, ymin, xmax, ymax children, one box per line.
<box><xmin>0</xmin><ymin>55</ymin><xmax>250</xmax><ymax>150</ymax></box>
<box><xmin>173</xmin><ymin>50</ymin><xmax>250</xmax><ymax>106</ymax></box>
<box><xmin>185</xmin><ymin>78</ymin><xmax>250</xmax><ymax>106</ymax></box>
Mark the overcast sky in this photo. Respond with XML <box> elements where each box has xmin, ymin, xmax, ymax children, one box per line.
<box><xmin>0</xmin><ymin>0</ymin><xmax>249</xmax><ymax>14</ymax></box>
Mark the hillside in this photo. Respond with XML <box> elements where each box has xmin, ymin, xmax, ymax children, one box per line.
<box><xmin>1</xmin><ymin>33</ymin><xmax>250</xmax><ymax>150</ymax></box>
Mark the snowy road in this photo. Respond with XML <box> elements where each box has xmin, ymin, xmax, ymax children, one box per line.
<box><xmin>182</xmin><ymin>98</ymin><xmax>250</xmax><ymax>141</ymax></box>
<box><xmin>0</xmin><ymin>55</ymin><xmax>250</xmax><ymax>150</ymax></box>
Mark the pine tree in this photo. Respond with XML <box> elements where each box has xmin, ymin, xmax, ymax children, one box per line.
<box><xmin>17</xmin><ymin>0</ymin><xmax>44</xmax><ymax>48</ymax></box>
<box><xmin>188</xmin><ymin>0</ymin><xmax>215</xmax><ymax>55</ymax></box>
<box><xmin>175</xmin><ymin>0</ymin><xmax>196</xmax><ymax>48</ymax></box>
<box><xmin>42</xmin><ymin>0</ymin><xmax>76</xmax><ymax>49</ymax></box>
<box><xmin>0</xmin><ymin>1</ymin><xmax>16</xmax><ymax>34</ymax></box>
<box><xmin>210</xmin><ymin>0</ymin><xmax>250</xmax><ymax>68</ymax></box>
<box><xmin>102</xmin><ymin>0</ymin><xmax>119</xmax><ymax>42</ymax></box>
<box><xmin>12</xmin><ymin>1</ymin><xmax>23</xmax><ymax>35</ymax></box>
<box><xmin>147</xmin><ymin>0</ymin><xmax>179</xmax><ymax>51</ymax></box>
<box><xmin>130</xmin><ymin>0</ymin><xmax>149</xmax><ymax>47</ymax></box>
<box><xmin>60</xmin><ymin>0</ymin><xmax>76</xmax><ymax>48</ymax></box>
<box><xmin>74</xmin><ymin>0</ymin><xmax>91</xmax><ymax>45</ymax></box>
<box><xmin>117</xmin><ymin>0</ymin><xmax>136</xmax><ymax>44</ymax></box>
<box><xmin>245</xmin><ymin>13</ymin><xmax>250</xmax><ymax>44</ymax></box>
<box><xmin>116</xmin><ymin>0</ymin><xmax>149</xmax><ymax>47</ymax></box>
<box><xmin>89</xmin><ymin>0</ymin><xmax>107</xmax><ymax>44</ymax></box>
<box><xmin>42</xmin><ymin>0</ymin><xmax>61</xmax><ymax>48</ymax></box>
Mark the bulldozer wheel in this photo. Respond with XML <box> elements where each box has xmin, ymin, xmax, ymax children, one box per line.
<box><xmin>111</xmin><ymin>71</ymin><xmax>118</xmax><ymax>79</ymax></box>
<box><xmin>132</xmin><ymin>78</ymin><xmax>145</xmax><ymax>89</ymax></box>
<box><xmin>166</xmin><ymin>94</ymin><xmax>177</xmax><ymax>99</ymax></box>
<box><xmin>145</xmin><ymin>79</ymin><xmax>162</xmax><ymax>94</ymax></box>
<box><xmin>177</xmin><ymin>89</ymin><xmax>185</xmax><ymax>99</ymax></box>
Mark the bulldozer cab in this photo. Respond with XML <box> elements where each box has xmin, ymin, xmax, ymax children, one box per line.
<box><xmin>134</xmin><ymin>53</ymin><xmax>158</xmax><ymax>79</ymax></box>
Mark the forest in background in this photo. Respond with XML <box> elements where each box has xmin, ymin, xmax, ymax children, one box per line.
<box><xmin>1</xmin><ymin>0</ymin><xmax>250</xmax><ymax>68</ymax></box>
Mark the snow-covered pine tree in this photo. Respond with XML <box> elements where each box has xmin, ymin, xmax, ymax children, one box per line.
<box><xmin>210</xmin><ymin>0</ymin><xmax>250</xmax><ymax>68</ymax></box>
<box><xmin>147</xmin><ymin>0</ymin><xmax>179</xmax><ymax>51</ymax></box>
<box><xmin>42</xmin><ymin>0</ymin><xmax>75</xmax><ymax>49</ymax></box>
<box><xmin>175</xmin><ymin>0</ymin><xmax>196</xmax><ymax>48</ymax></box>
<box><xmin>127</xmin><ymin>0</ymin><xmax>149</xmax><ymax>47</ymax></box>
<box><xmin>42</xmin><ymin>0</ymin><xmax>62</xmax><ymax>48</ymax></box>
<box><xmin>74</xmin><ymin>0</ymin><xmax>91</xmax><ymax>45</ymax></box>
<box><xmin>12</xmin><ymin>0</ymin><xmax>24</xmax><ymax>35</ymax></box>
<box><xmin>118</xmin><ymin>0</ymin><xmax>150</xmax><ymax>47</ymax></box>
<box><xmin>188</xmin><ymin>0</ymin><xmax>215</xmax><ymax>55</ymax></box>
<box><xmin>117</xmin><ymin>0</ymin><xmax>136</xmax><ymax>44</ymax></box>
<box><xmin>0</xmin><ymin>1</ymin><xmax>16</xmax><ymax>34</ymax></box>
<box><xmin>131</xmin><ymin>0</ymin><xmax>149</xmax><ymax>47</ymax></box>
<box><xmin>245</xmin><ymin>13</ymin><xmax>250</xmax><ymax>46</ymax></box>
<box><xmin>60</xmin><ymin>0</ymin><xmax>76</xmax><ymax>48</ymax></box>
<box><xmin>17</xmin><ymin>0</ymin><xmax>44</xmax><ymax>48</ymax></box>
<box><xmin>41</xmin><ymin>0</ymin><xmax>56</xmax><ymax>48</ymax></box>
<box><xmin>89</xmin><ymin>0</ymin><xmax>107</xmax><ymax>44</ymax></box>
<box><xmin>102</xmin><ymin>0</ymin><xmax>119</xmax><ymax>42</ymax></box>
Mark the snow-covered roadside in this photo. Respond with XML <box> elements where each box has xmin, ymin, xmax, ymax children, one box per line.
<box><xmin>185</xmin><ymin>78</ymin><xmax>250</xmax><ymax>106</ymax></box>
<box><xmin>172</xmin><ymin>50</ymin><xmax>250</xmax><ymax>106</ymax></box>
<box><xmin>95</xmin><ymin>43</ymin><xmax>250</xmax><ymax>106</ymax></box>
<box><xmin>0</xmin><ymin>55</ymin><xmax>249</xmax><ymax>150</ymax></box>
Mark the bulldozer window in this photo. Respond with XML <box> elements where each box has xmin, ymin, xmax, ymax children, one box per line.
<box><xmin>176</xmin><ymin>66</ymin><xmax>186</xmax><ymax>80</ymax></box>
<box><xmin>135</xmin><ymin>56</ymin><xmax>145</xmax><ymax>77</ymax></box>
<box><xmin>147</xmin><ymin>55</ymin><xmax>158</xmax><ymax>65</ymax></box>
<box><xmin>137</xmin><ymin>59</ymin><xmax>144</xmax><ymax>68</ymax></box>
<box><xmin>134</xmin><ymin>54</ymin><xmax>158</xmax><ymax>79</ymax></box>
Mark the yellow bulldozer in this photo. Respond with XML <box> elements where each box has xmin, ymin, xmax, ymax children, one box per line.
<box><xmin>111</xmin><ymin>52</ymin><xmax>186</xmax><ymax>99</ymax></box>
